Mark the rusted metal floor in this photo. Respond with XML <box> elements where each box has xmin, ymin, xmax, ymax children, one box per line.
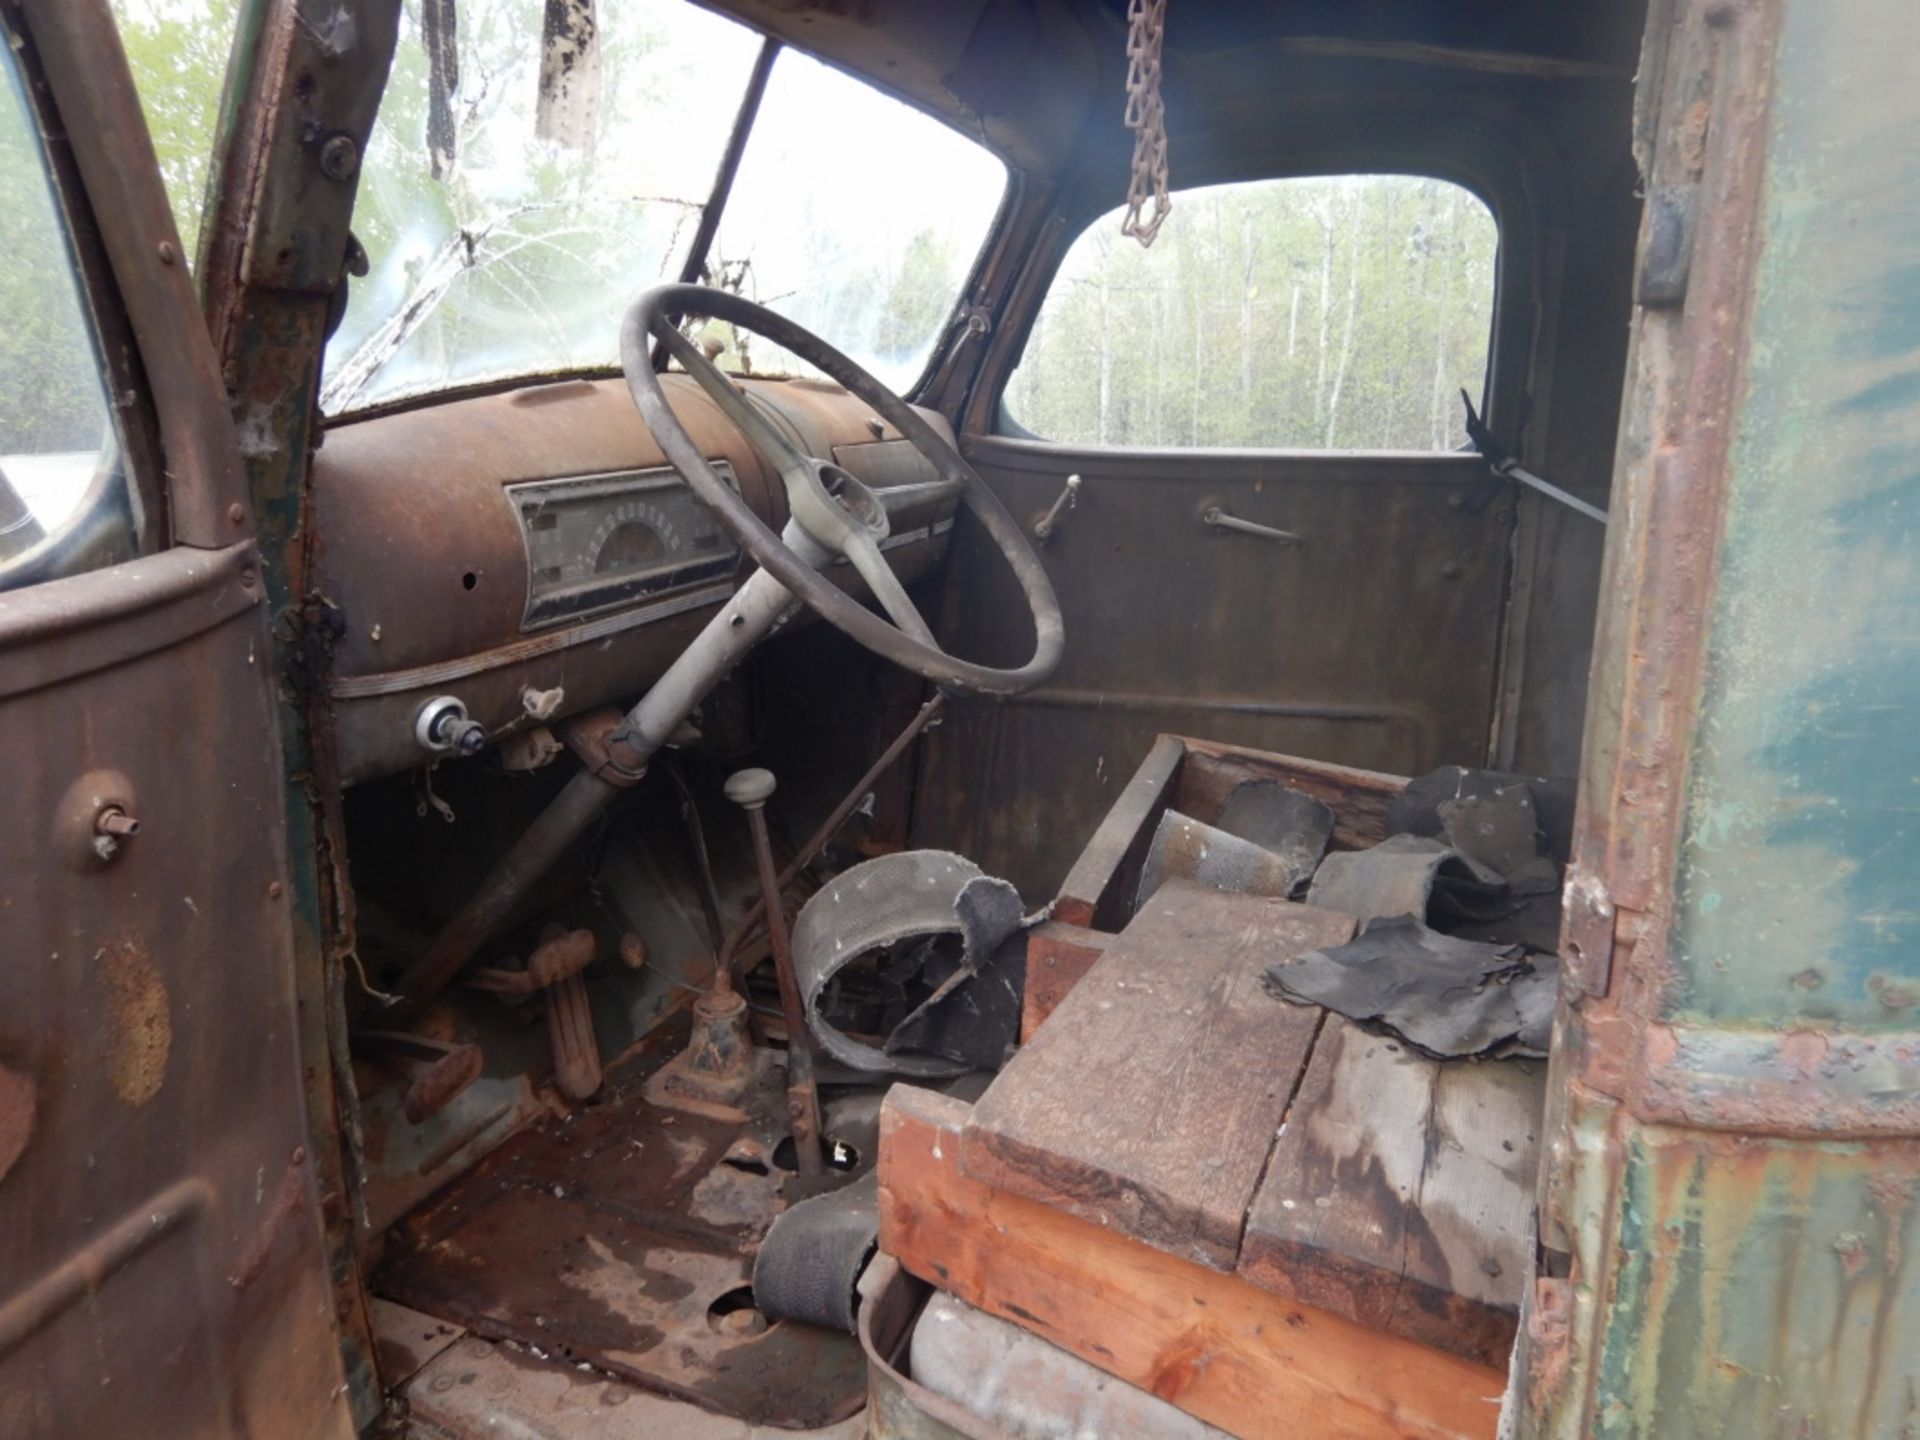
<box><xmin>376</xmin><ymin>1019</ymin><xmax>867</xmax><ymax>1431</ymax></box>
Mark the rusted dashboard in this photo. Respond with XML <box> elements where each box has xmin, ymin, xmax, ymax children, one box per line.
<box><xmin>312</xmin><ymin>374</ymin><xmax>958</xmax><ymax>784</ymax></box>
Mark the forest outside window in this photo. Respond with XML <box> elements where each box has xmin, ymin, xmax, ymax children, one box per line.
<box><xmin>1005</xmin><ymin>174</ymin><xmax>1499</xmax><ymax>452</ymax></box>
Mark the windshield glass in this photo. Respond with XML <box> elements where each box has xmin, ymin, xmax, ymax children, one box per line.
<box><xmin>322</xmin><ymin>1</ymin><xmax>762</xmax><ymax>414</ymax></box>
<box><xmin>325</xmin><ymin>5</ymin><xmax>1007</xmax><ymax>415</ymax></box>
<box><xmin>699</xmin><ymin>48</ymin><xmax>1007</xmax><ymax>392</ymax></box>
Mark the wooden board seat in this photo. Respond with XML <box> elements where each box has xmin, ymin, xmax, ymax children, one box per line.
<box><xmin>965</xmin><ymin>881</ymin><xmax>1355</xmax><ymax>1270</ymax></box>
<box><xmin>963</xmin><ymin>880</ymin><xmax>1543</xmax><ymax>1374</ymax></box>
<box><xmin>880</xmin><ymin>1085</ymin><xmax>1506</xmax><ymax>1440</ymax></box>
<box><xmin>1237</xmin><ymin>1016</ymin><xmax>1543</xmax><ymax>1369</ymax></box>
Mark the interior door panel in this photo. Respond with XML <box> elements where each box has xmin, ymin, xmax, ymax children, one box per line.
<box><xmin>914</xmin><ymin>437</ymin><xmax>1513</xmax><ymax>904</ymax></box>
<box><xmin>0</xmin><ymin>548</ymin><xmax>351</xmax><ymax>1439</ymax></box>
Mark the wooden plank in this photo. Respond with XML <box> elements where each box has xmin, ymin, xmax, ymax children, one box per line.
<box><xmin>879</xmin><ymin>1085</ymin><xmax>1503</xmax><ymax>1440</ymax></box>
<box><xmin>1053</xmin><ymin>733</ymin><xmax>1185</xmax><ymax>929</ymax></box>
<box><xmin>1237</xmin><ymin>1018</ymin><xmax>1544</xmax><ymax>1369</ymax></box>
<box><xmin>1174</xmin><ymin>738</ymin><xmax>1409</xmax><ymax>852</ymax></box>
<box><xmin>1020</xmin><ymin>921</ymin><xmax>1113</xmax><ymax>1042</ymax></box>
<box><xmin>961</xmin><ymin>883</ymin><xmax>1355</xmax><ymax>1270</ymax></box>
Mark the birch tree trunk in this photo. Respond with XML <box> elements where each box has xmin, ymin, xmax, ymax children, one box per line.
<box><xmin>1324</xmin><ymin>220</ymin><xmax>1361</xmax><ymax>448</ymax></box>
<box><xmin>1428</xmin><ymin>192</ymin><xmax>1455</xmax><ymax>448</ymax></box>
<box><xmin>1314</xmin><ymin>198</ymin><xmax>1334</xmax><ymax>422</ymax></box>
<box><xmin>1239</xmin><ymin>208</ymin><xmax>1255</xmax><ymax>412</ymax></box>
<box><xmin>1097</xmin><ymin>270</ymin><xmax>1112</xmax><ymax>445</ymax></box>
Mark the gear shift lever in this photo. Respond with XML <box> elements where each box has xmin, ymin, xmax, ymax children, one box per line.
<box><xmin>726</xmin><ymin>768</ymin><xmax>825</xmax><ymax>1177</ymax></box>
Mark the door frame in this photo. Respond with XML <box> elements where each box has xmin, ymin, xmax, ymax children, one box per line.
<box><xmin>0</xmin><ymin>2</ymin><xmax>355</xmax><ymax>1435</ymax></box>
<box><xmin>191</xmin><ymin>1</ymin><xmax>406</xmax><ymax>1424</ymax></box>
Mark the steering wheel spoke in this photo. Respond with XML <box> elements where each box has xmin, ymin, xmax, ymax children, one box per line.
<box><xmin>840</xmin><ymin>527</ymin><xmax>938</xmax><ymax>645</ymax></box>
<box><xmin>656</xmin><ymin>322</ymin><xmax>814</xmax><ymax>489</ymax></box>
<box><xmin>876</xmin><ymin>476</ymin><xmax>963</xmax><ymax>513</ymax></box>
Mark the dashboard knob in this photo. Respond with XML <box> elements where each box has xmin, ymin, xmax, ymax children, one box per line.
<box><xmin>415</xmin><ymin>695</ymin><xmax>488</xmax><ymax>757</ymax></box>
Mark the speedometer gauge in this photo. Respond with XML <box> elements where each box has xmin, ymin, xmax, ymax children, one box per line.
<box><xmin>507</xmin><ymin>464</ymin><xmax>742</xmax><ymax>630</ymax></box>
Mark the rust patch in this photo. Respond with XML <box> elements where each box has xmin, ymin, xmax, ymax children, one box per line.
<box><xmin>229</xmin><ymin>1158</ymin><xmax>308</xmax><ymax>1293</ymax></box>
<box><xmin>0</xmin><ymin>1063</ymin><xmax>35</xmax><ymax>1184</ymax></box>
<box><xmin>1777</xmin><ymin>1027</ymin><xmax>1830</xmax><ymax>1076</ymax></box>
<box><xmin>1525</xmin><ymin>1277</ymin><xmax>1573</xmax><ymax>1416</ymax></box>
<box><xmin>102</xmin><ymin>938</ymin><xmax>171</xmax><ymax>1106</ymax></box>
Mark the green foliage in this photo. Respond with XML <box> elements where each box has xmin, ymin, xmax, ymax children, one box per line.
<box><xmin>879</xmin><ymin>229</ymin><xmax>962</xmax><ymax>363</ymax></box>
<box><xmin>110</xmin><ymin>0</ymin><xmax>243</xmax><ymax>266</ymax></box>
<box><xmin>322</xmin><ymin>0</ymin><xmax>764</xmax><ymax>411</ymax></box>
<box><xmin>1007</xmin><ymin>176</ymin><xmax>1497</xmax><ymax>451</ymax></box>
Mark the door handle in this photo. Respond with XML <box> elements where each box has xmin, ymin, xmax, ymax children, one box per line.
<box><xmin>1201</xmin><ymin>504</ymin><xmax>1300</xmax><ymax>547</ymax></box>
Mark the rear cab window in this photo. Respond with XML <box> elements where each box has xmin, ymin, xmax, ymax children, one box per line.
<box><xmin>1005</xmin><ymin>174</ymin><xmax>1498</xmax><ymax>451</ymax></box>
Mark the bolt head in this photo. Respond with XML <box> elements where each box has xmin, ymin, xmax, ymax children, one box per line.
<box><xmin>318</xmin><ymin>134</ymin><xmax>360</xmax><ymax>181</ymax></box>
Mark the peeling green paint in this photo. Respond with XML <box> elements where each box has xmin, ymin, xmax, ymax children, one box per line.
<box><xmin>1668</xmin><ymin>0</ymin><xmax>1920</xmax><ymax>1032</ymax></box>
<box><xmin>1591</xmin><ymin>1127</ymin><xmax>1920</xmax><ymax>1438</ymax></box>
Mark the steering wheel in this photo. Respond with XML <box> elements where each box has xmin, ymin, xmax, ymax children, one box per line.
<box><xmin>620</xmin><ymin>284</ymin><xmax>1063</xmax><ymax>695</ymax></box>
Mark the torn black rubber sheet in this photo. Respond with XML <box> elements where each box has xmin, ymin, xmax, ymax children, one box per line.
<box><xmin>1305</xmin><ymin>833</ymin><xmax>1513</xmax><ymax>928</ymax></box>
<box><xmin>1438</xmin><ymin>782</ymin><xmax>1561</xmax><ymax>896</ymax></box>
<box><xmin>1264</xmin><ymin>914</ymin><xmax>1558</xmax><ymax>1058</ymax></box>
<box><xmin>1386</xmin><ymin>765</ymin><xmax>1577</xmax><ymax>864</ymax></box>
<box><xmin>1214</xmin><ymin>779</ymin><xmax>1335</xmax><ymax>877</ymax></box>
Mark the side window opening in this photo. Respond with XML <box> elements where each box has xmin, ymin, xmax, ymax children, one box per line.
<box><xmin>1004</xmin><ymin>174</ymin><xmax>1499</xmax><ymax>452</ymax></box>
<box><xmin>0</xmin><ymin>34</ymin><xmax>139</xmax><ymax>590</ymax></box>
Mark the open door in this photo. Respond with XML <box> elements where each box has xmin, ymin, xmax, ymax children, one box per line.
<box><xmin>0</xmin><ymin>6</ymin><xmax>350</xmax><ymax>1437</ymax></box>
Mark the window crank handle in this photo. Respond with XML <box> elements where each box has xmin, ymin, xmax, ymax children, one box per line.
<box><xmin>1032</xmin><ymin>473</ymin><xmax>1082</xmax><ymax>543</ymax></box>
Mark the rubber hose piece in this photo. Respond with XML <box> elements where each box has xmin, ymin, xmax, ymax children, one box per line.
<box><xmin>751</xmin><ymin>1172</ymin><xmax>878</xmax><ymax>1332</ymax></box>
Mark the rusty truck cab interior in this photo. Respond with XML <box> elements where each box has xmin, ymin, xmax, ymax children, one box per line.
<box><xmin>312</xmin><ymin>3</ymin><xmax>1647</xmax><ymax>1430</ymax></box>
<box><xmin>2</xmin><ymin>0</ymin><xmax>1688</xmax><ymax>1435</ymax></box>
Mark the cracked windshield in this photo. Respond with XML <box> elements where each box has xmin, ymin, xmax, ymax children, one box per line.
<box><xmin>323</xmin><ymin>2</ymin><xmax>1007</xmax><ymax>413</ymax></box>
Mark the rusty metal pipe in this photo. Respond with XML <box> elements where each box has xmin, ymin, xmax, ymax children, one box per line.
<box><xmin>728</xmin><ymin>768</ymin><xmax>824</xmax><ymax>1177</ymax></box>
<box><xmin>387</xmin><ymin>563</ymin><xmax>804</xmax><ymax>1023</ymax></box>
<box><xmin>719</xmin><ymin>691</ymin><xmax>945</xmax><ymax>978</ymax></box>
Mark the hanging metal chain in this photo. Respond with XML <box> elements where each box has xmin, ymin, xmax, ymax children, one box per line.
<box><xmin>1120</xmin><ymin>0</ymin><xmax>1171</xmax><ymax>247</ymax></box>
